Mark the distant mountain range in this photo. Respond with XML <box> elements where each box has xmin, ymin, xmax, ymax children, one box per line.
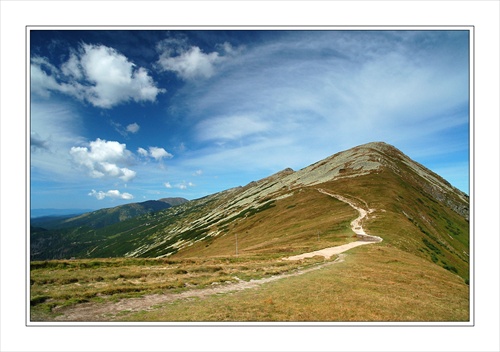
<box><xmin>30</xmin><ymin>142</ymin><xmax>469</xmax><ymax>282</ymax></box>
<box><xmin>31</xmin><ymin>208</ymin><xmax>95</xmax><ymax>218</ymax></box>
<box><xmin>30</xmin><ymin>198</ymin><xmax>188</xmax><ymax>229</ymax></box>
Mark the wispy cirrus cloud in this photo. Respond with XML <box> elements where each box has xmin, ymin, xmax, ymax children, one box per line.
<box><xmin>195</xmin><ymin>115</ymin><xmax>271</xmax><ymax>143</ymax></box>
<box><xmin>31</xmin><ymin>43</ymin><xmax>165</xmax><ymax>108</ymax></box>
<box><xmin>174</xmin><ymin>31</ymin><xmax>469</xmax><ymax>180</ymax></box>
<box><xmin>30</xmin><ymin>100</ymin><xmax>88</xmax><ymax>180</ymax></box>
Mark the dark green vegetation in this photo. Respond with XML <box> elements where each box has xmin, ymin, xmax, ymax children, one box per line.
<box><xmin>30</xmin><ymin>142</ymin><xmax>470</xmax><ymax>321</ymax></box>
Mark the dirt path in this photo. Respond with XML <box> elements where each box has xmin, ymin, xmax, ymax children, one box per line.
<box><xmin>283</xmin><ymin>189</ymin><xmax>382</xmax><ymax>261</ymax></box>
<box><xmin>52</xmin><ymin>254</ymin><xmax>346</xmax><ymax>322</ymax></box>
<box><xmin>50</xmin><ymin>189</ymin><xmax>381</xmax><ymax>322</ymax></box>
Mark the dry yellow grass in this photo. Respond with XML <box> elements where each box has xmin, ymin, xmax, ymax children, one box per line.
<box><xmin>174</xmin><ymin>187</ymin><xmax>357</xmax><ymax>258</ymax></box>
<box><xmin>121</xmin><ymin>244</ymin><xmax>469</xmax><ymax>322</ymax></box>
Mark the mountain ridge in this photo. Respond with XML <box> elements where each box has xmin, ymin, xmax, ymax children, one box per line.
<box><xmin>31</xmin><ymin>197</ymin><xmax>189</xmax><ymax>230</ymax></box>
<box><xmin>30</xmin><ymin>141</ymin><xmax>469</xmax><ymax>283</ymax></box>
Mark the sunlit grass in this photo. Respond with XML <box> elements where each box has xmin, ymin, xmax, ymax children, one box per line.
<box><xmin>30</xmin><ymin>254</ymin><xmax>325</xmax><ymax>320</ymax></box>
<box><xmin>122</xmin><ymin>245</ymin><xmax>469</xmax><ymax>322</ymax></box>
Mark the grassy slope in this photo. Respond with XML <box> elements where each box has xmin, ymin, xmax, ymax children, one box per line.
<box><xmin>30</xmin><ymin>147</ymin><xmax>470</xmax><ymax>322</ymax></box>
<box><xmin>123</xmin><ymin>245</ymin><xmax>469</xmax><ymax>322</ymax></box>
<box><xmin>318</xmin><ymin>166</ymin><xmax>469</xmax><ymax>281</ymax></box>
<box><xmin>175</xmin><ymin>162</ymin><xmax>469</xmax><ymax>281</ymax></box>
<box><xmin>174</xmin><ymin>187</ymin><xmax>357</xmax><ymax>258</ymax></box>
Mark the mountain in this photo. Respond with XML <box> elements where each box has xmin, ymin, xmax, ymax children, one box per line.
<box><xmin>30</xmin><ymin>142</ymin><xmax>469</xmax><ymax>281</ymax></box>
<box><xmin>31</xmin><ymin>208</ymin><xmax>95</xmax><ymax>218</ymax></box>
<box><xmin>30</xmin><ymin>197</ymin><xmax>188</xmax><ymax>230</ymax></box>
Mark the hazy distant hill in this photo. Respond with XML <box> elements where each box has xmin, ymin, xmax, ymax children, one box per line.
<box><xmin>30</xmin><ymin>198</ymin><xmax>188</xmax><ymax>230</ymax></box>
<box><xmin>31</xmin><ymin>208</ymin><xmax>95</xmax><ymax>218</ymax></box>
<box><xmin>30</xmin><ymin>142</ymin><xmax>469</xmax><ymax>282</ymax></box>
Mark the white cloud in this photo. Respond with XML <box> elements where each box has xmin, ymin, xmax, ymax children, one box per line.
<box><xmin>30</xmin><ymin>100</ymin><xmax>88</xmax><ymax>180</ymax></box>
<box><xmin>137</xmin><ymin>147</ymin><xmax>149</xmax><ymax>157</ymax></box>
<box><xmin>126</xmin><ymin>123</ymin><xmax>140</xmax><ymax>134</ymax></box>
<box><xmin>158</xmin><ymin>46</ymin><xmax>219</xmax><ymax>80</ymax></box>
<box><xmin>174</xmin><ymin>31</ymin><xmax>469</xmax><ymax>186</ymax></box>
<box><xmin>30</xmin><ymin>61</ymin><xmax>62</xmax><ymax>98</ymax></box>
<box><xmin>31</xmin><ymin>43</ymin><xmax>165</xmax><ymax>108</ymax></box>
<box><xmin>149</xmin><ymin>146</ymin><xmax>173</xmax><ymax>160</ymax></box>
<box><xmin>196</xmin><ymin>115</ymin><xmax>271</xmax><ymax>142</ymax></box>
<box><xmin>88</xmin><ymin>189</ymin><xmax>134</xmax><ymax>200</ymax></box>
<box><xmin>163</xmin><ymin>181</ymin><xmax>194</xmax><ymax>190</ymax></box>
<box><xmin>138</xmin><ymin>146</ymin><xmax>173</xmax><ymax>161</ymax></box>
<box><xmin>61</xmin><ymin>52</ymin><xmax>83</xmax><ymax>79</ymax></box>
<box><xmin>70</xmin><ymin>138</ymin><xmax>136</xmax><ymax>181</ymax></box>
<box><xmin>156</xmin><ymin>40</ymin><xmax>241</xmax><ymax>80</ymax></box>
<box><xmin>111</xmin><ymin>121</ymin><xmax>140</xmax><ymax>137</ymax></box>
<box><xmin>177</xmin><ymin>181</ymin><xmax>194</xmax><ymax>190</ymax></box>
<box><xmin>192</xmin><ymin>169</ymin><xmax>203</xmax><ymax>176</ymax></box>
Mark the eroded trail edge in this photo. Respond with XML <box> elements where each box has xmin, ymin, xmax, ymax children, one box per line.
<box><xmin>283</xmin><ymin>189</ymin><xmax>382</xmax><ymax>261</ymax></box>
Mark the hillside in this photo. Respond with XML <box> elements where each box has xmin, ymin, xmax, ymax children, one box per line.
<box><xmin>30</xmin><ymin>141</ymin><xmax>470</xmax><ymax>322</ymax></box>
<box><xmin>30</xmin><ymin>142</ymin><xmax>469</xmax><ymax>280</ymax></box>
<box><xmin>31</xmin><ymin>197</ymin><xmax>188</xmax><ymax>230</ymax></box>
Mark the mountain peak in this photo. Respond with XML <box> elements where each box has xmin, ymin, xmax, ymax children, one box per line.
<box><xmin>31</xmin><ymin>141</ymin><xmax>469</xmax><ymax>264</ymax></box>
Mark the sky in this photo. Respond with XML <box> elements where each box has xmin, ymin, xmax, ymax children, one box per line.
<box><xmin>29</xmin><ymin>29</ymin><xmax>470</xmax><ymax>210</ymax></box>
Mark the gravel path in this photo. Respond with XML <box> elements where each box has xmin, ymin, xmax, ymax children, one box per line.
<box><xmin>283</xmin><ymin>189</ymin><xmax>382</xmax><ymax>261</ymax></box>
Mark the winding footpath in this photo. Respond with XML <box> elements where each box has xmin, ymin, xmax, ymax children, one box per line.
<box><xmin>51</xmin><ymin>189</ymin><xmax>382</xmax><ymax>321</ymax></box>
<box><xmin>283</xmin><ymin>189</ymin><xmax>382</xmax><ymax>261</ymax></box>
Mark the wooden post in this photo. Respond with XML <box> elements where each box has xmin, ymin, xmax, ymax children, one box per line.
<box><xmin>235</xmin><ymin>233</ymin><xmax>238</xmax><ymax>256</ymax></box>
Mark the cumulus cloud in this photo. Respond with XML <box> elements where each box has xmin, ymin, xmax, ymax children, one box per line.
<box><xmin>149</xmin><ymin>147</ymin><xmax>173</xmax><ymax>160</ymax></box>
<box><xmin>70</xmin><ymin>138</ymin><xmax>136</xmax><ymax>181</ymax></box>
<box><xmin>156</xmin><ymin>40</ymin><xmax>241</xmax><ymax>80</ymax></box>
<box><xmin>31</xmin><ymin>43</ymin><xmax>165</xmax><ymax>108</ymax></box>
<box><xmin>126</xmin><ymin>123</ymin><xmax>140</xmax><ymax>134</ymax></box>
<box><xmin>177</xmin><ymin>181</ymin><xmax>194</xmax><ymax>190</ymax></box>
<box><xmin>164</xmin><ymin>182</ymin><xmax>172</xmax><ymax>188</ymax></box>
<box><xmin>88</xmin><ymin>189</ymin><xmax>134</xmax><ymax>200</ymax></box>
<box><xmin>137</xmin><ymin>146</ymin><xmax>173</xmax><ymax>161</ymax></box>
<box><xmin>137</xmin><ymin>147</ymin><xmax>149</xmax><ymax>157</ymax></box>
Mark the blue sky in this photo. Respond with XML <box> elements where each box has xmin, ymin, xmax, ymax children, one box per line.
<box><xmin>29</xmin><ymin>29</ymin><xmax>470</xmax><ymax>210</ymax></box>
